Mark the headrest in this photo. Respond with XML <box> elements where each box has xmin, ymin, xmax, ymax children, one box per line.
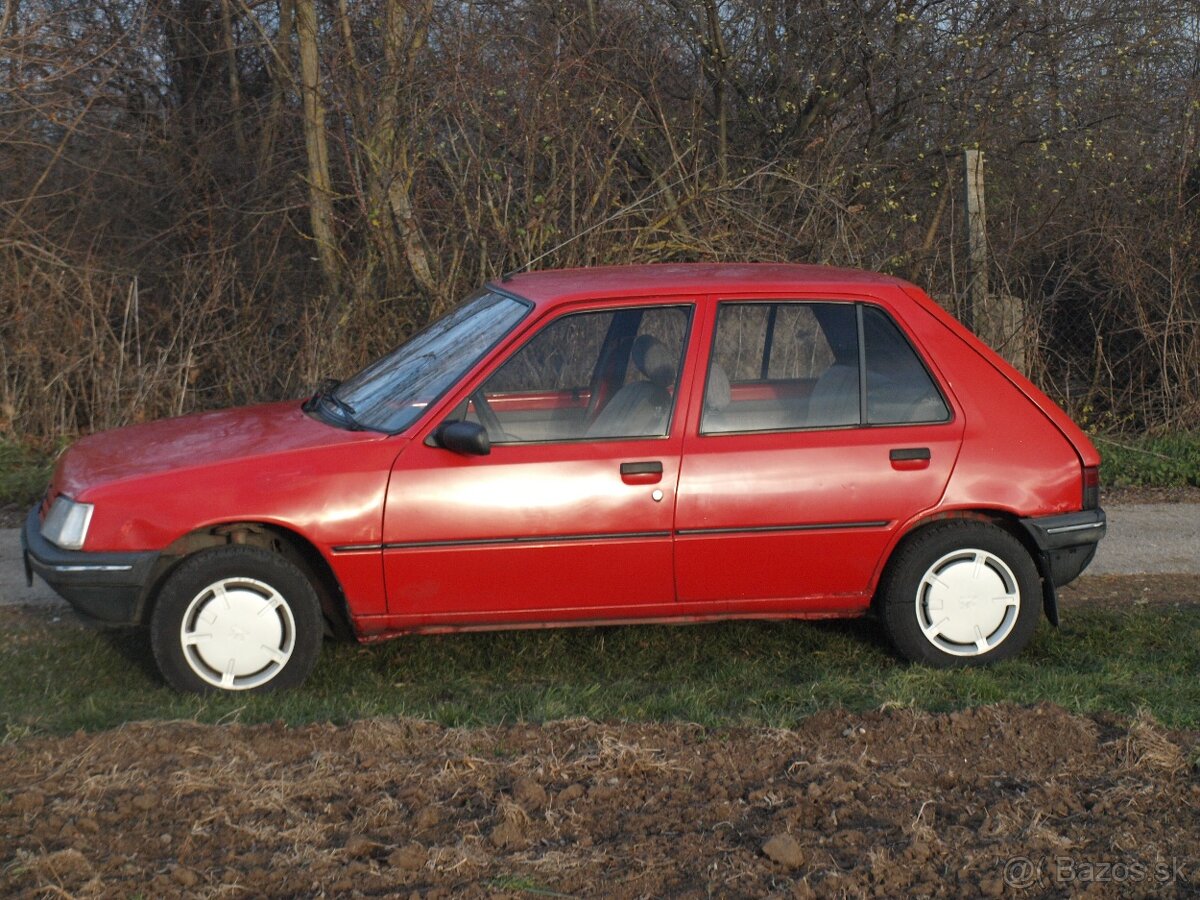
<box><xmin>705</xmin><ymin>362</ymin><xmax>731</xmax><ymax>411</ymax></box>
<box><xmin>632</xmin><ymin>334</ymin><xmax>675</xmax><ymax>387</ymax></box>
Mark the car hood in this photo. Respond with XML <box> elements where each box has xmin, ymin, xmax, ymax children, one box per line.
<box><xmin>54</xmin><ymin>401</ymin><xmax>385</xmax><ymax>499</ymax></box>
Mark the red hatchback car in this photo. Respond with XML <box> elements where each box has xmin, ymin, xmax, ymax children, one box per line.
<box><xmin>23</xmin><ymin>264</ymin><xmax>1105</xmax><ymax>692</ymax></box>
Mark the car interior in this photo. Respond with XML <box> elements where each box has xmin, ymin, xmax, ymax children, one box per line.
<box><xmin>457</xmin><ymin>305</ymin><xmax>690</xmax><ymax>443</ymax></box>
<box><xmin>447</xmin><ymin>300</ymin><xmax>947</xmax><ymax>444</ymax></box>
<box><xmin>701</xmin><ymin>301</ymin><xmax>949</xmax><ymax>434</ymax></box>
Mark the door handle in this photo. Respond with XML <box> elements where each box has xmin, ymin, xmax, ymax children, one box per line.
<box><xmin>620</xmin><ymin>460</ymin><xmax>663</xmax><ymax>485</ymax></box>
<box><xmin>890</xmin><ymin>447</ymin><xmax>931</xmax><ymax>470</ymax></box>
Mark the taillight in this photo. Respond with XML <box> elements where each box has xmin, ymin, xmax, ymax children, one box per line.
<box><xmin>1082</xmin><ymin>465</ymin><xmax>1100</xmax><ymax>510</ymax></box>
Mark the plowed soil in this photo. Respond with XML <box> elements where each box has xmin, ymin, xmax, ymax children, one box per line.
<box><xmin>3</xmin><ymin>704</ymin><xmax>1198</xmax><ymax>898</ymax></box>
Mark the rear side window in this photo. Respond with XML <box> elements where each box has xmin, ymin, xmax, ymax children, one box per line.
<box><xmin>708</xmin><ymin>303</ymin><xmax>839</xmax><ymax>382</ymax></box>
<box><xmin>701</xmin><ymin>301</ymin><xmax>949</xmax><ymax>434</ymax></box>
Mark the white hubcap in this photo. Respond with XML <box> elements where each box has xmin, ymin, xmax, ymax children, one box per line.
<box><xmin>915</xmin><ymin>548</ymin><xmax>1020</xmax><ymax>657</ymax></box>
<box><xmin>180</xmin><ymin>577</ymin><xmax>296</xmax><ymax>690</ymax></box>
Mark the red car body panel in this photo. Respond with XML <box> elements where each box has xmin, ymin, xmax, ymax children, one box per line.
<box><xmin>901</xmin><ymin>285</ymin><xmax>1102</xmax><ymax>470</ymax></box>
<box><xmin>33</xmin><ymin>264</ymin><xmax>1103</xmax><ymax>641</ymax></box>
<box><xmin>893</xmin><ymin>294</ymin><xmax>1092</xmax><ymax>515</ymax></box>
<box><xmin>364</xmin><ymin>447</ymin><xmax>681</xmax><ymax>634</ymax></box>
<box><xmin>674</xmin><ymin>424</ymin><xmax>965</xmax><ymax>613</ymax></box>
<box><xmin>56</xmin><ymin>402</ymin><xmax>398</xmax><ymax>616</ymax></box>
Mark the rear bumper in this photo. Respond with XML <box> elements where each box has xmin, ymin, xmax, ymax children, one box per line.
<box><xmin>20</xmin><ymin>506</ymin><xmax>159</xmax><ymax>625</ymax></box>
<box><xmin>1019</xmin><ymin>507</ymin><xmax>1106</xmax><ymax>587</ymax></box>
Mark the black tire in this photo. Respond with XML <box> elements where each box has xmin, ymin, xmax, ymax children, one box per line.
<box><xmin>150</xmin><ymin>546</ymin><xmax>323</xmax><ymax>693</ymax></box>
<box><xmin>878</xmin><ymin>520</ymin><xmax>1041</xmax><ymax>667</ymax></box>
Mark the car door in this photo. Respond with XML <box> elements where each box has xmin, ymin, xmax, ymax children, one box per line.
<box><xmin>675</xmin><ymin>297</ymin><xmax>965</xmax><ymax>613</ymax></box>
<box><xmin>382</xmin><ymin>301</ymin><xmax>696</xmax><ymax>625</ymax></box>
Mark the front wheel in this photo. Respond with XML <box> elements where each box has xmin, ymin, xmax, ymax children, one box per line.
<box><xmin>878</xmin><ymin>521</ymin><xmax>1042</xmax><ymax>667</ymax></box>
<box><xmin>150</xmin><ymin>546</ymin><xmax>324</xmax><ymax>693</ymax></box>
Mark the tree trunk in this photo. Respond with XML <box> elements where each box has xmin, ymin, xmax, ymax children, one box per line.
<box><xmin>336</xmin><ymin>0</ymin><xmax>440</xmax><ymax>307</ymax></box>
<box><xmin>295</xmin><ymin>0</ymin><xmax>340</xmax><ymax>293</ymax></box>
<box><xmin>383</xmin><ymin>1</ymin><xmax>440</xmax><ymax>305</ymax></box>
<box><xmin>258</xmin><ymin>0</ymin><xmax>294</xmax><ymax>168</ymax></box>
<box><xmin>219</xmin><ymin>0</ymin><xmax>247</xmax><ymax>160</ymax></box>
<box><xmin>963</xmin><ymin>149</ymin><xmax>986</xmax><ymax>332</ymax></box>
<box><xmin>702</xmin><ymin>0</ymin><xmax>728</xmax><ymax>185</ymax></box>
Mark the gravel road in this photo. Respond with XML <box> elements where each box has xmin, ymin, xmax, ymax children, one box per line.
<box><xmin>1</xmin><ymin>503</ymin><xmax>1194</xmax><ymax>611</ymax></box>
<box><xmin>1085</xmin><ymin>502</ymin><xmax>1198</xmax><ymax>574</ymax></box>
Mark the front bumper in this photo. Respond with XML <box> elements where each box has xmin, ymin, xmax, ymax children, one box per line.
<box><xmin>21</xmin><ymin>506</ymin><xmax>159</xmax><ymax>626</ymax></box>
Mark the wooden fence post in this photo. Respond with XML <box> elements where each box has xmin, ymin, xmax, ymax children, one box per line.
<box><xmin>963</xmin><ymin>149</ymin><xmax>987</xmax><ymax>333</ymax></box>
<box><xmin>963</xmin><ymin>149</ymin><xmax>1028</xmax><ymax>373</ymax></box>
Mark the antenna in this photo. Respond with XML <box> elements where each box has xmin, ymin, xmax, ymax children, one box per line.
<box><xmin>500</xmin><ymin>164</ymin><xmax>713</xmax><ymax>282</ymax></box>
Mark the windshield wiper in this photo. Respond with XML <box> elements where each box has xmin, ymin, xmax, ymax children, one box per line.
<box><xmin>305</xmin><ymin>378</ymin><xmax>362</xmax><ymax>430</ymax></box>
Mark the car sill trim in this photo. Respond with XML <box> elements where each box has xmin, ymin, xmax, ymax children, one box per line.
<box><xmin>335</xmin><ymin>531</ymin><xmax>674</xmax><ymax>553</ymax></box>
<box><xmin>675</xmin><ymin>521</ymin><xmax>890</xmax><ymax>537</ymax></box>
<box><xmin>335</xmin><ymin>523</ymin><xmax>891</xmax><ymax>554</ymax></box>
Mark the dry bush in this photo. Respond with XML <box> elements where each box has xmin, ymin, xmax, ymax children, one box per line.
<box><xmin>1116</xmin><ymin>709</ymin><xmax>1188</xmax><ymax>777</ymax></box>
<box><xmin>1</xmin><ymin>0</ymin><xmax>1196</xmax><ymax>440</ymax></box>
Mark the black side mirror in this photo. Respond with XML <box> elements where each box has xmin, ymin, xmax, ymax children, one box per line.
<box><xmin>432</xmin><ymin>420</ymin><xmax>491</xmax><ymax>456</ymax></box>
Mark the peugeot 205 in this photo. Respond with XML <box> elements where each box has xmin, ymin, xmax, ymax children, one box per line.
<box><xmin>22</xmin><ymin>264</ymin><xmax>1106</xmax><ymax>692</ymax></box>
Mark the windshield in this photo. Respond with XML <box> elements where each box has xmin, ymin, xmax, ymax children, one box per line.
<box><xmin>333</xmin><ymin>289</ymin><xmax>530</xmax><ymax>433</ymax></box>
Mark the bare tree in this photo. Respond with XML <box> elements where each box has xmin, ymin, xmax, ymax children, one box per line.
<box><xmin>295</xmin><ymin>0</ymin><xmax>340</xmax><ymax>292</ymax></box>
<box><xmin>1</xmin><ymin>0</ymin><xmax>1196</xmax><ymax>439</ymax></box>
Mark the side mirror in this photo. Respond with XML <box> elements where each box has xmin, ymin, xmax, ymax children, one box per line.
<box><xmin>432</xmin><ymin>420</ymin><xmax>491</xmax><ymax>456</ymax></box>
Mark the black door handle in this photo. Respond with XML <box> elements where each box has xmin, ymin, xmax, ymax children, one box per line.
<box><xmin>620</xmin><ymin>461</ymin><xmax>663</xmax><ymax>476</ymax></box>
<box><xmin>890</xmin><ymin>447</ymin><xmax>931</xmax><ymax>462</ymax></box>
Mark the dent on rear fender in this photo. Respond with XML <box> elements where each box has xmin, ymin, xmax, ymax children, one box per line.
<box><xmin>941</xmin><ymin>455</ymin><xmax>1081</xmax><ymax>516</ymax></box>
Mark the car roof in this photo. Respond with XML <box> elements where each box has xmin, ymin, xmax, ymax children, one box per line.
<box><xmin>492</xmin><ymin>263</ymin><xmax>911</xmax><ymax>307</ymax></box>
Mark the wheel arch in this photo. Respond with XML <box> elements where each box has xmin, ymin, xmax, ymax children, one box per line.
<box><xmin>874</xmin><ymin>509</ymin><xmax>1054</xmax><ymax>623</ymax></box>
<box><xmin>140</xmin><ymin>522</ymin><xmax>354</xmax><ymax>639</ymax></box>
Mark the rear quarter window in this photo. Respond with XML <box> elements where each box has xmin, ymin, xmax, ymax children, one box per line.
<box><xmin>862</xmin><ymin>306</ymin><xmax>950</xmax><ymax>426</ymax></box>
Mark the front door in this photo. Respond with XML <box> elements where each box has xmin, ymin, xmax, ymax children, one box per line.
<box><xmin>382</xmin><ymin>302</ymin><xmax>695</xmax><ymax>626</ymax></box>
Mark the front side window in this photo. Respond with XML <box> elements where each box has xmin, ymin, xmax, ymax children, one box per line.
<box><xmin>702</xmin><ymin>301</ymin><xmax>948</xmax><ymax>434</ymax></box>
<box><xmin>334</xmin><ymin>290</ymin><xmax>530</xmax><ymax>433</ymax></box>
<box><xmin>462</xmin><ymin>304</ymin><xmax>691</xmax><ymax>443</ymax></box>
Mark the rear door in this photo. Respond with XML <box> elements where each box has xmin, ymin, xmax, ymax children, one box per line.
<box><xmin>675</xmin><ymin>297</ymin><xmax>965</xmax><ymax>613</ymax></box>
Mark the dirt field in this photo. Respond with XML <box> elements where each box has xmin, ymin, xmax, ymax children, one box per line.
<box><xmin>2</xmin><ymin>703</ymin><xmax>1197</xmax><ymax>898</ymax></box>
<box><xmin>3</xmin><ymin>572</ymin><xmax>1198</xmax><ymax>898</ymax></box>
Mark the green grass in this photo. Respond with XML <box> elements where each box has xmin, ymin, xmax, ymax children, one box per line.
<box><xmin>0</xmin><ymin>439</ymin><xmax>58</xmax><ymax>508</ymax></box>
<box><xmin>1095</xmin><ymin>431</ymin><xmax>1200</xmax><ymax>488</ymax></box>
<box><xmin>3</xmin><ymin>606</ymin><xmax>1198</xmax><ymax>738</ymax></box>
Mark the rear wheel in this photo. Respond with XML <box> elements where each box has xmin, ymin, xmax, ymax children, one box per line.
<box><xmin>879</xmin><ymin>521</ymin><xmax>1041</xmax><ymax>667</ymax></box>
<box><xmin>150</xmin><ymin>546</ymin><xmax>323</xmax><ymax>693</ymax></box>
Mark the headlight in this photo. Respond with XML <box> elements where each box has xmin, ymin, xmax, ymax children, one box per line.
<box><xmin>41</xmin><ymin>496</ymin><xmax>95</xmax><ymax>550</ymax></box>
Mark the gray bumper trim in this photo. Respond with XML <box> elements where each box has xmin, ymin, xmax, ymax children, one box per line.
<box><xmin>21</xmin><ymin>506</ymin><xmax>160</xmax><ymax>625</ymax></box>
<box><xmin>1020</xmin><ymin>508</ymin><xmax>1106</xmax><ymax>553</ymax></box>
